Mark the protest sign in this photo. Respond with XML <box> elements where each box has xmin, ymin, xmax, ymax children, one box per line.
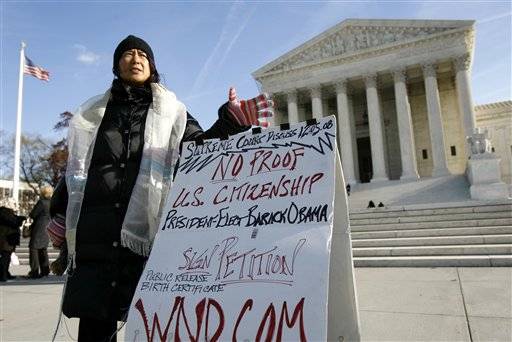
<box><xmin>125</xmin><ymin>116</ymin><xmax>359</xmax><ymax>341</ymax></box>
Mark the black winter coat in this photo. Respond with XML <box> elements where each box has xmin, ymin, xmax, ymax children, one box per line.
<box><xmin>0</xmin><ymin>207</ymin><xmax>25</xmax><ymax>252</ymax></box>
<box><xmin>29</xmin><ymin>199</ymin><xmax>51</xmax><ymax>249</ymax></box>
<box><xmin>61</xmin><ymin>80</ymin><xmax>249</xmax><ymax>321</ymax></box>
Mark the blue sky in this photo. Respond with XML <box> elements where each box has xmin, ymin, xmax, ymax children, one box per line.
<box><xmin>1</xmin><ymin>1</ymin><xmax>511</xmax><ymax>141</ymax></box>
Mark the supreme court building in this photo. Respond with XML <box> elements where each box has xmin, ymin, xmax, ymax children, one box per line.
<box><xmin>253</xmin><ymin>19</ymin><xmax>511</xmax><ymax>185</ymax></box>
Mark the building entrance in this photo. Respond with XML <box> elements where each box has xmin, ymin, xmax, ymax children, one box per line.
<box><xmin>357</xmin><ymin>137</ymin><xmax>373</xmax><ymax>183</ymax></box>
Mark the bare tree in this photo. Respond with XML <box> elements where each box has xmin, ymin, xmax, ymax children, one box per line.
<box><xmin>1</xmin><ymin>132</ymin><xmax>56</xmax><ymax>196</ymax></box>
<box><xmin>54</xmin><ymin>111</ymin><xmax>73</xmax><ymax>132</ymax></box>
<box><xmin>0</xmin><ymin>130</ymin><xmax>11</xmax><ymax>179</ymax></box>
<box><xmin>9</xmin><ymin>134</ymin><xmax>52</xmax><ymax>195</ymax></box>
<box><xmin>49</xmin><ymin>111</ymin><xmax>73</xmax><ymax>184</ymax></box>
<box><xmin>0</xmin><ymin>111</ymin><xmax>73</xmax><ymax>196</ymax></box>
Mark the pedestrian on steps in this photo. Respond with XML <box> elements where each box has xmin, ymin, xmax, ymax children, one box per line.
<box><xmin>28</xmin><ymin>185</ymin><xmax>53</xmax><ymax>278</ymax></box>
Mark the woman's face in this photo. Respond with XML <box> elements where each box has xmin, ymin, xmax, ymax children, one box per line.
<box><xmin>118</xmin><ymin>49</ymin><xmax>151</xmax><ymax>85</ymax></box>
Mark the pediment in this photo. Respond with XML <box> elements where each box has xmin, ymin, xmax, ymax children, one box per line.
<box><xmin>253</xmin><ymin>19</ymin><xmax>474</xmax><ymax>77</ymax></box>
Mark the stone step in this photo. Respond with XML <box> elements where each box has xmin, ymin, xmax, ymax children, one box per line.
<box><xmin>353</xmin><ymin>244</ymin><xmax>512</xmax><ymax>257</ymax></box>
<box><xmin>18</xmin><ymin>258</ymin><xmax>57</xmax><ymax>266</ymax></box>
<box><xmin>352</xmin><ymin>234</ymin><xmax>512</xmax><ymax>247</ymax></box>
<box><xmin>351</xmin><ymin>226</ymin><xmax>512</xmax><ymax>239</ymax></box>
<box><xmin>16</xmin><ymin>247</ymin><xmax>60</xmax><ymax>253</ymax></box>
<box><xmin>350</xmin><ymin>218</ymin><xmax>512</xmax><ymax>232</ymax></box>
<box><xmin>15</xmin><ymin>252</ymin><xmax>60</xmax><ymax>259</ymax></box>
<box><xmin>349</xmin><ymin>204</ymin><xmax>512</xmax><ymax>220</ymax></box>
<box><xmin>354</xmin><ymin>255</ymin><xmax>512</xmax><ymax>267</ymax></box>
<box><xmin>17</xmin><ymin>253</ymin><xmax>512</xmax><ymax>267</ymax></box>
<box><xmin>15</xmin><ymin>238</ymin><xmax>60</xmax><ymax>264</ymax></box>
<box><xmin>350</xmin><ymin>211</ymin><xmax>512</xmax><ymax>225</ymax></box>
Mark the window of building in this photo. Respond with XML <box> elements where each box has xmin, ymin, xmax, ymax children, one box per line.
<box><xmin>422</xmin><ymin>149</ymin><xmax>428</xmax><ymax>160</ymax></box>
<box><xmin>451</xmin><ymin>146</ymin><xmax>457</xmax><ymax>156</ymax></box>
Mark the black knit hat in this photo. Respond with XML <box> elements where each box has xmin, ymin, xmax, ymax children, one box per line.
<box><xmin>113</xmin><ymin>35</ymin><xmax>155</xmax><ymax>77</ymax></box>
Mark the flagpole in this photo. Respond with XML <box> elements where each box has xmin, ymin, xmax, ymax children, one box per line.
<box><xmin>12</xmin><ymin>41</ymin><xmax>25</xmax><ymax>206</ymax></box>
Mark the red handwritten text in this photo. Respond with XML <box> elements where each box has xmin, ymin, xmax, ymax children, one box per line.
<box><xmin>134</xmin><ymin>296</ymin><xmax>307</xmax><ymax>341</ymax></box>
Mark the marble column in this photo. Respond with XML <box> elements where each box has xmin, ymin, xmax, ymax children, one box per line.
<box><xmin>267</xmin><ymin>92</ymin><xmax>276</xmax><ymax>126</ymax></box>
<box><xmin>422</xmin><ymin>63</ymin><xmax>450</xmax><ymax>177</ymax></box>
<box><xmin>454</xmin><ymin>54</ymin><xmax>477</xmax><ymax>148</ymax></box>
<box><xmin>286</xmin><ymin>90</ymin><xmax>299</xmax><ymax>124</ymax></box>
<box><xmin>364</xmin><ymin>74</ymin><xmax>388</xmax><ymax>182</ymax></box>
<box><xmin>393</xmin><ymin>69</ymin><xmax>419</xmax><ymax>180</ymax></box>
<box><xmin>348</xmin><ymin>96</ymin><xmax>360</xmax><ymax>180</ymax></box>
<box><xmin>310</xmin><ymin>85</ymin><xmax>324</xmax><ymax>119</ymax></box>
<box><xmin>335</xmin><ymin>79</ymin><xmax>358</xmax><ymax>184</ymax></box>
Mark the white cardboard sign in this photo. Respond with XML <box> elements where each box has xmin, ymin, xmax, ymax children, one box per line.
<box><xmin>125</xmin><ymin>116</ymin><xmax>339</xmax><ymax>341</ymax></box>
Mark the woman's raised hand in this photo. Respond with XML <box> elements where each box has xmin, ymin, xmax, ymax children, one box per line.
<box><xmin>227</xmin><ymin>87</ymin><xmax>274</xmax><ymax>127</ymax></box>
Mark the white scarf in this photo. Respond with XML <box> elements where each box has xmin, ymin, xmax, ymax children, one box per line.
<box><xmin>65</xmin><ymin>83</ymin><xmax>187</xmax><ymax>261</ymax></box>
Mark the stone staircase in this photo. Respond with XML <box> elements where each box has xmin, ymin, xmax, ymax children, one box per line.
<box><xmin>13</xmin><ymin>202</ymin><xmax>512</xmax><ymax>268</ymax></box>
<box><xmin>350</xmin><ymin>201</ymin><xmax>512</xmax><ymax>267</ymax></box>
<box><xmin>15</xmin><ymin>238</ymin><xmax>60</xmax><ymax>266</ymax></box>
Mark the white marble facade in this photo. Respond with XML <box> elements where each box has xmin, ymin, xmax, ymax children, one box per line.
<box><xmin>252</xmin><ymin>19</ymin><xmax>479</xmax><ymax>184</ymax></box>
<box><xmin>475</xmin><ymin>101</ymin><xmax>512</xmax><ymax>184</ymax></box>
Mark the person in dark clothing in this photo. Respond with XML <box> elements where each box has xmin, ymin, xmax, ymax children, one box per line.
<box><xmin>47</xmin><ymin>177</ymin><xmax>68</xmax><ymax>275</ymax></box>
<box><xmin>0</xmin><ymin>200</ymin><xmax>25</xmax><ymax>282</ymax></box>
<box><xmin>28</xmin><ymin>185</ymin><xmax>53</xmax><ymax>278</ymax></box>
<box><xmin>53</xmin><ymin>35</ymin><xmax>273</xmax><ymax>341</ymax></box>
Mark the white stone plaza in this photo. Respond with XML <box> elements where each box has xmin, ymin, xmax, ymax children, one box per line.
<box><xmin>1</xmin><ymin>265</ymin><xmax>511</xmax><ymax>341</ymax></box>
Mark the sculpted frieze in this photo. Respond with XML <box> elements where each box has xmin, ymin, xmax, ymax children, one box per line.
<box><xmin>267</xmin><ymin>25</ymin><xmax>455</xmax><ymax>73</ymax></box>
<box><xmin>396</xmin><ymin>33</ymin><xmax>466</xmax><ymax>59</ymax></box>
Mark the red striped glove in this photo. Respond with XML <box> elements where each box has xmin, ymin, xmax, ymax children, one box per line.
<box><xmin>227</xmin><ymin>87</ymin><xmax>274</xmax><ymax>127</ymax></box>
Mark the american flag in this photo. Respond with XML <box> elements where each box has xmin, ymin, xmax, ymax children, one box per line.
<box><xmin>24</xmin><ymin>56</ymin><xmax>50</xmax><ymax>81</ymax></box>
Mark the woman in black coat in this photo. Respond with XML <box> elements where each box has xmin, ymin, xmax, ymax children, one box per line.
<box><xmin>28</xmin><ymin>185</ymin><xmax>52</xmax><ymax>278</ymax></box>
<box><xmin>55</xmin><ymin>35</ymin><xmax>273</xmax><ymax>342</ymax></box>
<box><xmin>0</xmin><ymin>200</ymin><xmax>25</xmax><ymax>281</ymax></box>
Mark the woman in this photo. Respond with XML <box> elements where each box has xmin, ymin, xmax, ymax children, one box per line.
<box><xmin>54</xmin><ymin>35</ymin><xmax>273</xmax><ymax>341</ymax></box>
<box><xmin>27</xmin><ymin>185</ymin><xmax>53</xmax><ymax>278</ymax></box>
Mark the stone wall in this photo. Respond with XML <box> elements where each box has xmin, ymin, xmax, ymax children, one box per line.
<box><xmin>475</xmin><ymin>101</ymin><xmax>512</xmax><ymax>184</ymax></box>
